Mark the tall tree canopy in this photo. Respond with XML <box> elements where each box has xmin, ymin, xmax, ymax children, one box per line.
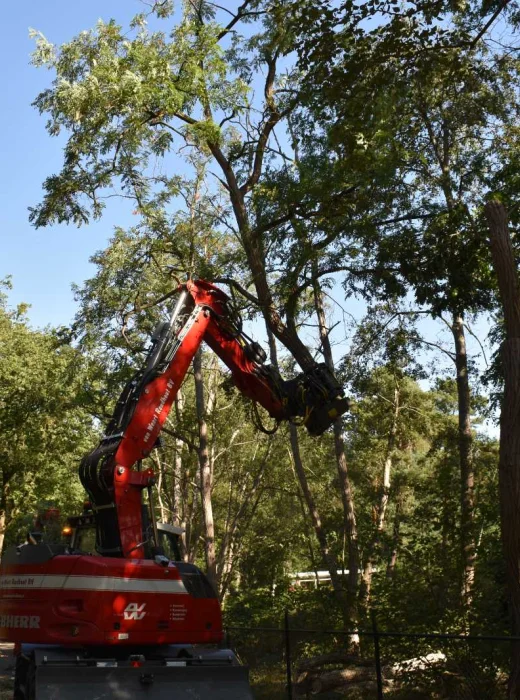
<box><xmin>0</xmin><ymin>281</ymin><xmax>94</xmax><ymax>552</ymax></box>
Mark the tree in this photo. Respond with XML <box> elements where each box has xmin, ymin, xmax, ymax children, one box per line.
<box><xmin>485</xmin><ymin>200</ymin><xmax>520</xmax><ymax>698</ymax></box>
<box><xmin>0</xmin><ymin>283</ymin><xmax>94</xmax><ymax>552</ymax></box>
<box><xmin>29</xmin><ymin>1</ymin><xmax>322</xmax><ymax>368</ymax></box>
<box><xmin>285</xmin><ymin>0</ymin><xmax>519</xmax><ymax>615</ymax></box>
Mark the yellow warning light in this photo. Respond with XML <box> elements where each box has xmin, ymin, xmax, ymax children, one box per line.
<box><xmin>62</xmin><ymin>526</ymin><xmax>72</xmax><ymax>536</ymax></box>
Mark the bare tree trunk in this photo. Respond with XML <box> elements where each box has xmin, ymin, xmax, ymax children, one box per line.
<box><xmin>153</xmin><ymin>452</ymin><xmax>168</xmax><ymax>523</ymax></box>
<box><xmin>312</xmin><ymin>277</ymin><xmax>360</xmax><ymax>632</ymax></box>
<box><xmin>266</xmin><ymin>324</ymin><xmax>353</xmax><ymax>632</ymax></box>
<box><xmin>193</xmin><ymin>349</ymin><xmax>218</xmax><ymax>593</ymax></box>
<box><xmin>293</xmin><ymin>484</ymin><xmax>321</xmax><ymax>586</ymax></box>
<box><xmin>216</xmin><ymin>437</ymin><xmax>269</xmax><ymax>598</ymax></box>
<box><xmin>219</xmin><ymin>538</ymin><xmax>236</xmax><ymax>603</ymax></box>
<box><xmin>288</xmin><ymin>425</ymin><xmax>347</xmax><ymax>607</ymax></box>
<box><xmin>451</xmin><ymin>314</ymin><xmax>476</xmax><ymax>613</ymax></box>
<box><xmin>172</xmin><ymin>390</ymin><xmax>185</xmax><ymax>528</ymax></box>
<box><xmin>361</xmin><ymin>381</ymin><xmax>400</xmax><ymax>606</ymax></box>
<box><xmin>0</xmin><ymin>507</ymin><xmax>6</xmax><ymax>557</ymax></box>
<box><xmin>0</xmin><ymin>479</ymin><xmax>10</xmax><ymax>557</ymax></box>
<box><xmin>439</xmin><ymin>462</ymin><xmax>454</xmax><ymax>600</ymax></box>
<box><xmin>181</xmin><ymin>456</ymin><xmax>194</xmax><ymax>561</ymax></box>
<box><xmin>485</xmin><ymin>200</ymin><xmax>520</xmax><ymax>699</ymax></box>
<box><xmin>386</xmin><ymin>500</ymin><xmax>401</xmax><ymax>580</ymax></box>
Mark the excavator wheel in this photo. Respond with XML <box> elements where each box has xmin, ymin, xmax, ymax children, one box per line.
<box><xmin>13</xmin><ymin>653</ymin><xmax>35</xmax><ymax>700</ymax></box>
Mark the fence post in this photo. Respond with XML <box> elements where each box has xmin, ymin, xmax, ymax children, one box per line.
<box><xmin>371</xmin><ymin>610</ymin><xmax>384</xmax><ymax>700</ymax></box>
<box><xmin>285</xmin><ymin>609</ymin><xmax>293</xmax><ymax>700</ymax></box>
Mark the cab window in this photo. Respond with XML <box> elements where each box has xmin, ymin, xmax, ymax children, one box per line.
<box><xmin>158</xmin><ymin>530</ymin><xmax>181</xmax><ymax>561</ymax></box>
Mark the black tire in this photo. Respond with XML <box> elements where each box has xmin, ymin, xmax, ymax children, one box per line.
<box><xmin>13</xmin><ymin>654</ymin><xmax>35</xmax><ymax>700</ymax></box>
<box><xmin>25</xmin><ymin>659</ymin><xmax>35</xmax><ymax>700</ymax></box>
<box><xmin>13</xmin><ymin>654</ymin><xmax>26</xmax><ymax>700</ymax></box>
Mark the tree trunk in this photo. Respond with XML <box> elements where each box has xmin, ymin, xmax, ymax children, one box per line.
<box><xmin>485</xmin><ymin>200</ymin><xmax>520</xmax><ymax>699</ymax></box>
<box><xmin>153</xmin><ymin>452</ymin><xmax>168</xmax><ymax>523</ymax></box>
<box><xmin>361</xmin><ymin>381</ymin><xmax>400</xmax><ymax>606</ymax></box>
<box><xmin>216</xmin><ymin>437</ymin><xmax>269</xmax><ymax>599</ymax></box>
<box><xmin>0</xmin><ymin>479</ymin><xmax>10</xmax><ymax>557</ymax></box>
<box><xmin>439</xmin><ymin>461</ymin><xmax>453</xmax><ymax>600</ymax></box>
<box><xmin>266</xmin><ymin>324</ymin><xmax>354</xmax><ymax>632</ymax></box>
<box><xmin>312</xmin><ymin>277</ymin><xmax>360</xmax><ymax>633</ymax></box>
<box><xmin>386</xmin><ymin>500</ymin><xmax>401</xmax><ymax>580</ymax></box>
<box><xmin>209</xmin><ymin>142</ymin><xmax>316</xmax><ymax>371</ymax></box>
<box><xmin>451</xmin><ymin>314</ymin><xmax>476</xmax><ymax>612</ymax></box>
<box><xmin>0</xmin><ymin>507</ymin><xmax>6</xmax><ymax>557</ymax></box>
<box><xmin>288</xmin><ymin>425</ymin><xmax>347</xmax><ymax>606</ymax></box>
<box><xmin>193</xmin><ymin>349</ymin><xmax>218</xmax><ymax>593</ymax></box>
<box><xmin>172</xmin><ymin>390</ymin><xmax>185</xmax><ymax>529</ymax></box>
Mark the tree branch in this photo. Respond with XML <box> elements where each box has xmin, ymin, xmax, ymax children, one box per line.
<box><xmin>217</xmin><ymin>0</ymin><xmax>256</xmax><ymax>40</ymax></box>
<box><xmin>469</xmin><ymin>0</ymin><xmax>512</xmax><ymax>50</ymax></box>
<box><xmin>373</xmin><ymin>211</ymin><xmax>442</xmax><ymax>226</ymax></box>
<box><xmin>240</xmin><ymin>52</ymin><xmax>287</xmax><ymax>195</ymax></box>
<box><xmin>161</xmin><ymin>425</ymin><xmax>198</xmax><ymax>451</ymax></box>
<box><xmin>213</xmin><ymin>277</ymin><xmax>260</xmax><ymax>305</ymax></box>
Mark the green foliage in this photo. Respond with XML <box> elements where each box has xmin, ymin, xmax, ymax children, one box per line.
<box><xmin>282</xmin><ymin>0</ymin><xmax>520</xmax><ymax>321</ymax></box>
<box><xmin>0</xmin><ymin>292</ymin><xmax>95</xmax><ymax>549</ymax></box>
<box><xmin>28</xmin><ymin>11</ymin><xmax>249</xmax><ymax>230</ymax></box>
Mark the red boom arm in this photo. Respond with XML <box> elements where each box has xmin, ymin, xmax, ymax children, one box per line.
<box><xmin>80</xmin><ymin>280</ymin><xmax>348</xmax><ymax>560</ymax></box>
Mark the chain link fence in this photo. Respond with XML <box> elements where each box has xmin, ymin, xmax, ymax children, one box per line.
<box><xmin>225</xmin><ymin>616</ymin><xmax>513</xmax><ymax>699</ymax></box>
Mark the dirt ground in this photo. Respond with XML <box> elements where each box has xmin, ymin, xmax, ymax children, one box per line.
<box><xmin>0</xmin><ymin>644</ymin><xmax>14</xmax><ymax>700</ymax></box>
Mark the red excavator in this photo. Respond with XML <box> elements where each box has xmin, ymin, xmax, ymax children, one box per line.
<box><xmin>0</xmin><ymin>280</ymin><xmax>349</xmax><ymax>699</ymax></box>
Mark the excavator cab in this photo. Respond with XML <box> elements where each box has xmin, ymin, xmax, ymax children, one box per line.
<box><xmin>63</xmin><ymin>508</ymin><xmax>184</xmax><ymax>563</ymax></box>
<box><xmin>156</xmin><ymin>522</ymin><xmax>183</xmax><ymax>562</ymax></box>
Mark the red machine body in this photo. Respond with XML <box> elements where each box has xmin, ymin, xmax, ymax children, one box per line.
<box><xmin>0</xmin><ymin>280</ymin><xmax>348</xmax><ymax>655</ymax></box>
<box><xmin>0</xmin><ymin>553</ymin><xmax>220</xmax><ymax>646</ymax></box>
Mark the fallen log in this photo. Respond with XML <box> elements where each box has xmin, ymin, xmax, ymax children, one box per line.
<box><xmin>295</xmin><ymin>651</ymin><xmax>447</xmax><ymax>695</ymax></box>
<box><xmin>390</xmin><ymin>651</ymin><xmax>447</xmax><ymax>676</ymax></box>
<box><xmin>297</xmin><ymin>652</ymin><xmax>375</xmax><ymax>672</ymax></box>
<box><xmin>307</xmin><ymin>667</ymin><xmax>374</xmax><ymax>694</ymax></box>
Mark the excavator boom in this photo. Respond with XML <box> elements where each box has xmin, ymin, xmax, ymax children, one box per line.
<box><xmin>80</xmin><ymin>279</ymin><xmax>349</xmax><ymax>560</ymax></box>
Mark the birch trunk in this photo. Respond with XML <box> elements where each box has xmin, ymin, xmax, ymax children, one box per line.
<box><xmin>172</xmin><ymin>390</ymin><xmax>185</xmax><ymax>528</ymax></box>
<box><xmin>193</xmin><ymin>349</ymin><xmax>218</xmax><ymax>593</ymax></box>
<box><xmin>361</xmin><ymin>382</ymin><xmax>400</xmax><ymax>605</ymax></box>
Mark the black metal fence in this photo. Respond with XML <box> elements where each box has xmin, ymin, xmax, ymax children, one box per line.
<box><xmin>225</xmin><ymin>615</ymin><xmax>516</xmax><ymax>699</ymax></box>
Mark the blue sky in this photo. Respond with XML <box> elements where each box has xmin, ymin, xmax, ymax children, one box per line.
<box><xmin>1</xmin><ymin>0</ymin><xmax>148</xmax><ymax>328</ymax></box>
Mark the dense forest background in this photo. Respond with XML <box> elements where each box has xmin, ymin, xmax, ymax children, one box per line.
<box><xmin>3</xmin><ymin>0</ymin><xmax>520</xmax><ymax>695</ymax></box>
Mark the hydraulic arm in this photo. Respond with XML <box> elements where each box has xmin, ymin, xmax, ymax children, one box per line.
<box><xmin>80</xmin><ymin>280</ymin><xmax>349</xmax><ymax>560</ymax></box>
